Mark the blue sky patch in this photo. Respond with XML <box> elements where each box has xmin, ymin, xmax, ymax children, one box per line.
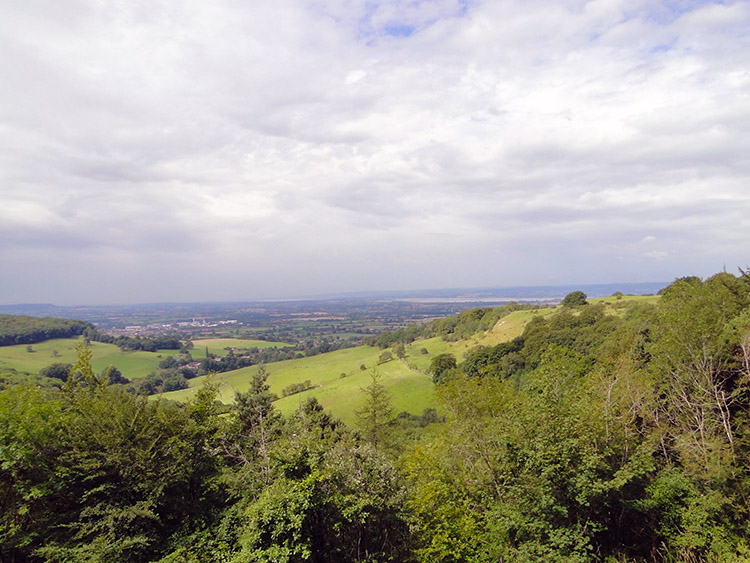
<box><xmin>384</xmin><ymin>23</ymin><xmax>416</xmax><ymax>37</ymax></box>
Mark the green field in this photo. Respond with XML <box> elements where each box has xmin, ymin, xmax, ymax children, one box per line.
<box><xmin>0</xmin><ymin>338</ymin><xmax>183</xmax><ymax>378</ymax></box>
<box><xmin>161</xmin><ymin>344</ymin><xmax>451</xmax><ymax>425</ymax></box>
<box><xmin>190</xmin><ymin>338</ymin><xmax>292</xmax><ymax>358</ymax></box>
<box><xmin>0</xmin><ymin>336</ymin><xmax>296</xmax><ymax>379</ymax></box>
<box><xmin>161</xmin><ymin>294</ymin><xmax>661</xmax><ymax>424</ymax></box>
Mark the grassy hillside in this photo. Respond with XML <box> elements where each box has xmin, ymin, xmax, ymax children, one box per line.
<box><xmin>161</xmin><ymin>343</ymin><xmax>463</xmax><ymax>425</ymax></box>
<box><xmin>161</xmin><ymin>293</ymin><xmax>659</xmax><ymax>423</ymax></box>
<box><xmin>0</xmin><ymin>336</ymin><xmax>292</xmax><ymax>379</ymax></box>
<box><xmin>0</xmin><ymin>338</ymin><xmax>184</xmax><ymax>378</ymax></box>
<box><xmin>475</xmin><ymin>294</ymin><xmax>659</xmax><ymax>347</ymax></box>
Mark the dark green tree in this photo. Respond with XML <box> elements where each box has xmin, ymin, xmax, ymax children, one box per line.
<box><xmin>561</xmin><ymin>290</ymin><xmax>588</xmax><ymax>307</ymax></box>
<box><xmin>429</xmin><ymin>353</ymin><xmax>457</xmax><ymax>382</ymax></box>
<box><xmin>394</xmin><ymin>343</ymin><xmax>406</xmax><ymax>359</ymax></box>
<box><xmin>39</xmin><ymin>362</ymin><xmax>74</xmax><ymax>381</ymax></box>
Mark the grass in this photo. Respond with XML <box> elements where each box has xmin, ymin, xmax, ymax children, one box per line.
<box><xmin>477</xmin><ymin>308</ymin><xmax>557</xmax><ymax>346</ymax></box>
<box><xmin>162</xmin><ymin>295</ymin><xmax>661</xmax><ymax>424</ymax></box>
<box><xmin>0</xmin><ymin>338</ymin><xmax>182</xmax><ymax>378</ymax></box>
<box><xmin>162</xmin><ymin>345</ymin><xmax>443</xmax><ymax>426</ymax></box>
<box><xmin>0</xmin><ymin>336</ymin><xmax>298</xmax><ymax>379</ymax></box>
<box><xmin>190</xmin><ymin>338</ymin><xmax>292</xmax><ymax>358</ymax></box>
<box><xmin>476</xmin><ymin>295</ymin><xmax>660</xmax><ymax>346</ymax></box>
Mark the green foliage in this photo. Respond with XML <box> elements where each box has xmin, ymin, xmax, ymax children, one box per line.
<box><xmin>0</xmin><ymin>314</ymin><xmax>92</xmax><ymax>346</ymax></box>
<box><xmin>406</xmin><ymin>271</ymin><xmax>750</xmax><ymax>562</ymax></box>
<box><xmin>0</xmin><ymin>381</ymin><xmax>227</xmax><ymax>563</ymax></box>
<box><xmin>378</xmin><ymin>350</ymin><xmax>394</xmax><ymax>364</ymax></box>
<box><xmin>234</xmin><ymin>397</ymin><xmax>413</xmax><ymax>562</ymax></box>
<box><xmin>4</xmin><ymin>270</ymin><xmax>750</xmax><ymax>562</ymax></box>
<box><xmin>394</xmin><ymin>343</ymin><xmax>407</xmax><ymax>359</ymax></box>
<box><xmin>39</xmin><ymin>361</ymin><xmax>73</xmax><ymax>381</ymax></box>
<box><xmin>561</xmin><ymin>291</ymin><xmax>588</xmax><ymax>307</ymax></box>
<box><xmin>65</xmin><ymin>339</ymin><xmax>102</xmax><ymax>390</ymax></box>
<box><xmin>429</xmin><ymin>353</ymin><xmax>457</xmax><ymax>382</ymax></box>
<box><xmin>281</xmin><ymin>379</ymin><xmax>313</xmax><ymax>397</ymax></box>
<box><xmin>356</xmin><ymin>371</ymin><xmax>395</xmax><ymax>452</ymax></box>
<box><xmin>101</xmin><ymin>364</ymin><xmax>129</xmax><ymax>385</ymax></box>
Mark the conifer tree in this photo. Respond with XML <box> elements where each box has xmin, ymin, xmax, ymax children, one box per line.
<box><xmin>355</xmin><ymin>370</ymin><xmax>394</xmax><ymax>451</ymax></box>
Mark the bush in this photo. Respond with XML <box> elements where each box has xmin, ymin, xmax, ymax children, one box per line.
<box><xmin>378</xmin><ymin>351</ymin><xmax>394</xmax><ymax>364</ymax></box>
<box><xmin>561</xmin><ymin>291</ymin><xmax>588</xmax><ymax>307</ymax></box>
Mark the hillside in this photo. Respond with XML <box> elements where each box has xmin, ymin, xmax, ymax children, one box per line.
<box><xmin>161</xmin><ymin>294</ymin><xmax>657</xmax><ymax>423</ymax></box>
<box><xmin>162</xmin><ymin>338</ymin><xmax>465</xmax><ymax>425</ymax></box>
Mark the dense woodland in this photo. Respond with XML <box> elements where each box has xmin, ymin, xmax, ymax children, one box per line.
<box><xmin>0</xmin><ymin>315</ymin><xmax>91</xmax><ymax>347</ymax></box>
<box><xmin>2</xmin><ymin>271</ymin><xmax>750</xmax><ymax>562</ymax></box>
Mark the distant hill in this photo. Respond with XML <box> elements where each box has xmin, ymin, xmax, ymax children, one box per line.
<box><xmin>316</xmin><ymin>281</ymin><xmax>669</xmax><ymax>301</ymax></box>
<box><xmin>0</xmin><ymin>314</ymin><xmax>92</xmax><ymax>346</ymax></box>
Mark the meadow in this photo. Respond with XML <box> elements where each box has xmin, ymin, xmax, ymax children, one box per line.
<box><xmin>161</xmin><ymin>343</ymin><xmax>454</xmax><ymax>425</ymax></box>
<box><xmin>188</xmin><ymin>338</ymin><xmax>292</xmax><ymax>358</ymax></box>
<box><xmin>0</xmin><ymin>337</ymin><xmax>288</xmax><ymax>379</ymax></box>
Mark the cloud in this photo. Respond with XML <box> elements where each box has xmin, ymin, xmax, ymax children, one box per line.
<box><xmin>1</xmin><ymin>0</ymin><xmax>749</xmax><ymax>304</ymax></box>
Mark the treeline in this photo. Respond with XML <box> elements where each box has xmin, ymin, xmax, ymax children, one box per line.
<box><xmin>91</xmin><ymin>332</ymin><xmax>183</xmax><ymax>351</ymax></box>
<box><xmin>0</xmin><ymin>314</ymin><xmax>92</xmax><ymax>346</ymax></box>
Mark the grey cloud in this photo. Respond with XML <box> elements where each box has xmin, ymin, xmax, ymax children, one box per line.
<box><xmin>1</xmin><ymin>0</ymin><xmax>749</xmax><ymax>304</ymax></box>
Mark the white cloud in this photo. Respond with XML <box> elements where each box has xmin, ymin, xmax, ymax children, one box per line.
<box><xmin>1</xmin><ymin>0</ymin><xmax>749</xmax><ymax>303</ymax></box>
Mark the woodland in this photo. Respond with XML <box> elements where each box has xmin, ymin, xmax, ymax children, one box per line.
<box><xmin>2</xmin><ymin>271</ymin><xmax>750</xmax><ymax>562</ymax></box>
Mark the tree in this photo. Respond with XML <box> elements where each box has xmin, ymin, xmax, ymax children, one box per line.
<box><xmin>65</xmin><ymin>340</ymin><xmax>100</xmax><ymax>389</ymax></box>
<box><xmin>394</xmin><ymin>343</ymin><xmax>406</xmax><ymax>359</ymax></box>
<box><xmin>101</xmin><ymin>365</ymin><xmax>129</xmax><ymax>385</ymax></box>
<box><xmin>355</xmin><ymin>371</ymin><xmax>394</xmax><ymax>451</ymax></box>
<box><xmin>378</xmin><ymin>350</ymin><xmax>394</xmax><ymax>364</ymax></box>
<box><xmin>429</xmin><ymin>353</ymin><xmax>457</xmax><ymax>382</ymax></box>
<box><xmin>561</xmin><ymin>290</ymin><xmax>588</xmax><ymax>307</ymax></box>
<box><xmin>39</xmin><ymin>362</ymin><xmax>74</xmax><ymax>381</ymax></box>
<box><xmin>158</xmin><ymin>356</ymin><xmax>178</xmax><ymax>369</ymax></box>
<box><xmin>233</xmin><ymin>365</ymin><xmax>281</xmax><ymax>486</ymax></box>
<box><xmin>238</xmin><ymin>399</ymin><xmax>413</xmax><ymax>562</ymax></box>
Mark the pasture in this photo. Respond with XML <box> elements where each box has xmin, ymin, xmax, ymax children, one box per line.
<box><xmin>0</xmin><ymin>338</ymin><xmax>181</xmax><ymax>378</ymax></box>
<box><xmin>189</xmin><ymin>338</ymin><xmax>293</xmax><ymax>358</ymax></box>
<box><xmin>161</xmin><ymin>343</ymin><xmax>458</xmax><ymax>425</ymax></box>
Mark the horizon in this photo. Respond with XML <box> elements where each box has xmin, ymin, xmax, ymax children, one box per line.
<box><xmin>0</xmin><ymin>279</ymin><xmax>671</xmax><ymax>309</ymax></box>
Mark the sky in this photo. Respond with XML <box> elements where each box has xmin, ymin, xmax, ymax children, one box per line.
<box><xmin>1</xmin><ymin>0</ymin><xmax>749</xmax><ymax>305</ymax></box>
